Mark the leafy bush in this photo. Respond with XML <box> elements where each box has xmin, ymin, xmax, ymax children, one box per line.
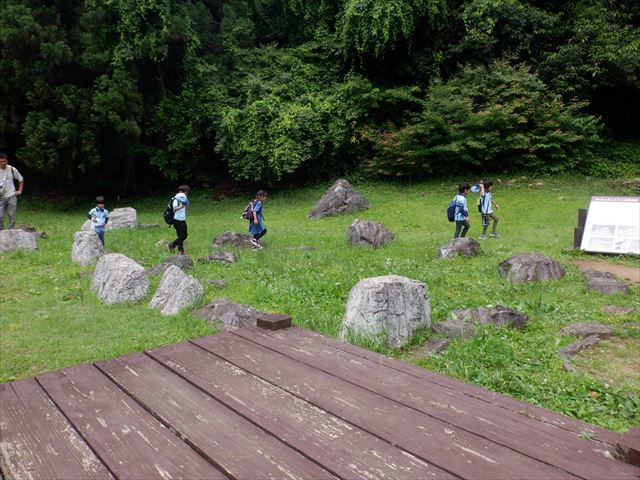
<box><xmin>367</xmin><ymin>61</ymin><xmax>602</xmax><ymax>179</ymax></box>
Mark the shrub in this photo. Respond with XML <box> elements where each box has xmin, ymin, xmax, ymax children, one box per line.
<box><xmin>367</xmin><ymin>61</ymin><xmax>602</xmax><ymax>179</ymax></box>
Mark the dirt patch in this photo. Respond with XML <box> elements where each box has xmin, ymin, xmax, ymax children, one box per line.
<box><xmin>570</xmin><ymin>260</ymin><xmax>640</xmax><ymax>284</ymax></box>
<box><xmin>571</xmin><ymin>337</ymin><xmax>640</xmax><ymax>389</ymax></box>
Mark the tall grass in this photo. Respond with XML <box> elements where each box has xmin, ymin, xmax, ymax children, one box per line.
<box><xmin>1</xmin><ymin>176</ymin><xmax>638</xmax><ymax>431</ymax></box>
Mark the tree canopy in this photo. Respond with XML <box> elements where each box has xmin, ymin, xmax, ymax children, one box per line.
<box><xmin>1</xmin><ymin>0</ymin><xmax>638</xmax><ymax>192</ymax></box>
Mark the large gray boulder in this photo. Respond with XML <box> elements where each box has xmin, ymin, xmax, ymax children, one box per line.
<box><xmin>147</xmin><ymin>255</ymin><xmax>194</xmax><ymax>275</ymax></box>
<box><xmin>308</xmin><ymin>179</ymin><xmax>369</xmax><ymax>219</ymax></box>
<box><xmin>194</xmin><ymin>298</ymin><xmax>266</xmax><ymax>330</ymax></box>
<box><xmin>71</xmin><ymin>231</ymin><xmax>104</xmax><ymax>266</ymax></box>
<box><xmin>437</xmin><ymin>238</ymin><xmax>481</xmax><ymax>259</ymax></box>
<box><xmin>341</xmin><ymin>275</ymin><xmax>430</xmax><ymax>348</ymax></box>
<box><xmin>347</xmin><ymin>219</ymin><xmax>395</xmax><ymax>247</ymax></box>
<box><xmin>582</xmin><ymin>270</ymin><xmax>629</xmax><ymax>295</ymax></box>
<box><xmin>0</xmin><ymin>229</ymin><xmax>37</xmax><ymax>253</ymax></box>
<box><xmin>149</xmin><ymin>265</ymin><xmax>204</xmax><ymax>316</ymax></box>
<box><xmin>91</xmin><ymin>253</ymin><xmax>149</xmax><ymax>304</ymax></box>
<box><xmin>211</xmin><ymin>231</ymin><xmax>255</xmax><ymax>250</ymax></box>
<box><xmin>82</xmin><ymin>207</ymin><xmax>138</xmax><ymax>231</ymax></box>
<box><xmin>498</xmin><ymin>252</ymin><xmax>565</xmax><ymax>284</ymax></box>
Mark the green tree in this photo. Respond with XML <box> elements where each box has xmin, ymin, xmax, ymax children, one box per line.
<box><xmin>367</xmin><ymin>61</ymin><xmax>601</xmax><ymax>179</ymax></box>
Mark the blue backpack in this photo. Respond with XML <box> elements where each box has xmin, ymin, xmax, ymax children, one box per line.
<box><xmin>447</xmin><ymin>199</ymin><xmax>459</xmax><ymax>222</ymax></box>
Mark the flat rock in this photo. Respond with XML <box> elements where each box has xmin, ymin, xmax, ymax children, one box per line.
<box><xmin>423</xmin><ymin>338</ymin><xmax>450</xmax><ymax>354</ymax></box>
<box><xmin>208</xmin><ymin>279</ymin><xmax>228</xmax><ymax>289</ymax></box>
<box><xmin>583</xmin><ymin>270</ymin><xmax>629</xmax><ymax>295</ymax></box>
<box><xmin>437</xmin><ymin>238</ymin><xmax>481</xmax><ymax>259</ymax></box>
<box><xmin>71</xmin><ymin>231</ymin><xmax>104</xmax><ymax>266</ymax></box>
<box><xmin>194</xmin><ymin>298</ymin><xmax>266</xmax><ymax>330</ymax></box>
<box><xmin>498</xmin><ymin>252</ymin><xmax>565</xmax><ymax>284</ymax></box>
<box><xmin>308</xmin><ymin>179</ymin><xmax>369</xmax><ymax>219</ymax></box>
<box><xmin>18</xmin><ymin>223</ymin><xmax>47</xmax><ymax>238</ymax></box>
<box><xmin>148</xmin><ymin>255</ymin><xmax>194</xmax><ymax>275</ymax></box>
<box><xmin>149</xmin><ymin>265</ymin><xmax>204</xmax><ymax>315</ymax></box>
<box><xmin>558</xmin><ymin>334</ymin><xmax>601</xmax><ymax>357</ymax></box>
<box><xmin>211</xmin><ymin>231</ymin><xmax>255</xmax><ymax>249</ymax></box>
<box><xmin>91</xmin><ymin>253</ymin><xmax>148</xmax><ymax>304</ymax></box>
<box><xmin>449</xmin><ymin>305</ymin><xmax>529</xmax><ymax>329</ymax></box>
<box><xmin>199</xmin><ymin>252</ymin><xmax>236</xmax><ymax>264</ymax></box>
<box><xmin>0</xmin><ymin>229</ymin><xmax>37</xmax><ymax>253</ymax></box>
<box><xmin>431</xmin><ymin>320</ymin><xmax>476</xmax><ymax>340</ymax></box>
<box><xmin>561</xmin><ymin>322</ymin><xmax>614</xmax><ymax>339</ymax></box>
<box><xmin>347</xmin><ymin>219</ymin><xmax>395</xmax><ymax>247</ymax></box>
<box><xmin>81</xmin><ymin>207</ymin><xmax>138</xmax><ymax>231</ymax></box>
<box><xmin>602</xmin><ymin>305</ymin><xmax>634</xmax><ymax>316</ymax></box>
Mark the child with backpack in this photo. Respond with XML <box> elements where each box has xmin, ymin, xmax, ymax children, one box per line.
<box><xmin>168</xmin><ymin>185</ymin><xmax>190</xmax><ymax>255</ymax></box>
<box><xmin>248</xmin><ymin>190</ymin><xmax>268</xmax><ymax>249</ymax></box>
<box><xmin>88</xmin><ymin>196</ymin><xmax>109</xmax><ymax>245</ymax></box>
<box><xmin>452</xmin><ymin>182</ymin><xmax>471</xmax><ymax>238</ymax></box>
<box><xmin>478</xmin><ymin>180</ymin><xmax>500</xmax><ymax>239</ymax></box>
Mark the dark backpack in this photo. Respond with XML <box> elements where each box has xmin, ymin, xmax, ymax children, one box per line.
<box><xmin>163</xmin><ymin>197</ymin><xmax>176</xmax><ymax>225</ymax></box>
<box><xmin>241</xmin><ymin>200</ymin><xmax>254</xmax><ymax>220</ymax></box>
<box><xmin>446</xmin><ymin>199</ymin><xmax>459</xmax><ymax>222</ymax></box>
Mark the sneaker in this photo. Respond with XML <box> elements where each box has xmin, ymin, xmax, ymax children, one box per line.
<box><xmin>250</xmin><ymin>238</ymin><xmax>259</xmax><ymax>247</ymax></box>
<box><xmin>478</xmin><ymin>235</ymin><xmax>487</xmax><ymax>240</ymax></box>
<box><xmin>489</xmin><ymin>233</ymin><xmax>500</xmax><ymax>238</ymax></box>
<box><xmin>168</xmin><ymin>244</ymin><xmax>176</xmax><ymax>254</ymax></box>
<box><xmin>253</xmin><ymin>242</ymin><xmax>263</xmax><ymax>250</ymax></box>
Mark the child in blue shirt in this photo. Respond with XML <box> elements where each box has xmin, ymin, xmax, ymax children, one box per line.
<box><xmin>168</xmin><ymin>185</ymin><xmax>190</xmax><ymax>255</ymax></box>
<box><xmin>479</xmin><ymin>180</ymin><xmax>500</xmax><ymax>239</ymax></box>
<box><xmin>249</xmin><ymin>190</ymin><xmax>268</xmax><ymax>249</ymax></box>
<box><xmin>453</xmin><ymin>183</ymin><xmax>471</xmax><ymax>238</ymax></box>
<box><xmin>88</xmin><ymin>196</ymin><xmax>109</xmax><ymax>245</ymax></box>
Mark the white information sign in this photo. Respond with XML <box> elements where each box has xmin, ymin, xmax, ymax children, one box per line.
<box><xmin>580</xmin><ymin>196</ymin><xmax>640</xmax><ymax>254</ymax></box>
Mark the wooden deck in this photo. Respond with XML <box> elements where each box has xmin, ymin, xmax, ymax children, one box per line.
<box><xmin>1</xmin><ymin>325</ymin><xmax>638</xmax><ymax>480</ymax></box>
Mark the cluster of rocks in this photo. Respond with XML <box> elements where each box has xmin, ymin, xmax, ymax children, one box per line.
<box><xmin>427</xmin><ymin>306</ymin><xmax>529</xmax><ymax>353</ymax></box>
<box><xmin>91</xmin><ymin>253</ymin><xmax>204</xmax><ymax>316</ymax></box>
<box><xmin>557</xmin><ymin>321</ymin><xmax>616</xmax><ymax>373</ymax></box>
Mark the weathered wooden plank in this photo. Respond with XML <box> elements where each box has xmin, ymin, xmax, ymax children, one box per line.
<box><xmin>0</xmin><ymin>381</ymin><xmax>113</xmax><ymax>480</ymax></box>
<box><xmin>290</xmin><ymin>326</ymin><xmax>623</xmax><ymax>447</ymax></box>
<box><xmin>37</xmin><ymin>364</ymin><xmax>227</xmax><ymax>480</ymax></box>
<box><xmin>96</xmin><ymin>352</ymin><xmax>336</xmax><ymax>480</ymax></box>
<box><xmin>234</xmin><ymin>327</ymin><xmax>640</xmax><ymax>480</ymax></box>
<box><xmin>193</xmin><ymin>333</ymin><xmax>579</xmax><ymax>480</ymax></box>
<box><xmin>148</xmin><ymin>341</ymin><xmax>458</xmax><ymax>480</ymax></box>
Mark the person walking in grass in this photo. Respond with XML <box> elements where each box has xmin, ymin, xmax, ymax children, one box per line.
<box><xmin>453</xmin><ymin>182</ymin><xmax>471</xmax><ymax>238</ymax></box>
<box><xmin>88</xmin><ymin>196</ymin><xmax>109</xmax><ymax>245</ymax></box>
<box><xmin>0</xmin><ymin>153</ymin><xmax>24</xmax><ymax>230</ymax></box>
<box><xmin>478</xmin><ymin>180</ymin><xmax>500</xmax><ymax>240</ymax></box>
<box><xmin>168</xmin><ymin>185</ymin><xmax>190</xmax><ymax>255</ymax></box>
<box><xmin>249</xmin><ymin>190</ymin><xmax>268</xmax><ymax>249</ymax></box>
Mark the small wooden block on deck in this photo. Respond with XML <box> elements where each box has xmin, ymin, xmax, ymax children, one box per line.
<box><xmin>257</xmin><ymin>313</ymin><xmax>291</xmax><ymax>330</ymax></box>
<box><xmin>616</xmin><ymin>427</ymin><xmax>640</xmax><ymax>466</ymax></box>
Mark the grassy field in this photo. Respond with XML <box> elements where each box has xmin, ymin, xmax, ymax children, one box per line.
<box><xmin>1</xmin><ymin>176</ymin><xmax>638</xmax><ymax>432</ymax></box>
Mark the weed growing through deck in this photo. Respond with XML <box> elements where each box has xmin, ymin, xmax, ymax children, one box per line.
<box><xmin>0</xmin><ymin>176</ymin><xmax>638</xmax><ymax>431</ymax></box>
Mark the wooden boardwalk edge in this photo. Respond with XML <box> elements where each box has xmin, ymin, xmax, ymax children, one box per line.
<box><xmin>288</xmin><ymin>325</ymin><xmax>624</xmax><ymax>446</ymax></box>
<box><xmin>2</xmin><ymin>327</ymin><xmax>638</xmax><ymax>480</ymax></box>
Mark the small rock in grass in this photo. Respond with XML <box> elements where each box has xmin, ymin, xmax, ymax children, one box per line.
<box><xmin>583</xmin><ymin>270</ymin><xmax>629</xmax><ymax>295</ymax></box>
<box><xmin>437</xmin><ymin>238</ymin><xmax>481</xmax><ymax>259</ymax></box>
<box><xmin>431</xmin><ymin>320</ymin><xmax>476</xmax><ymax>341</ymax></box>
<box><xmin>602</xmin><ymin>305</ymin><xmax>634</xmax><ymax>316</ymax></box>
<box><xmin>208</xmin><ymin>279</ymin><xmax>227</xmax><ymax>289</ymax></box>
<box><xmin>557</xmin><ymin>335</ymin><xmax>601</xmax><ymax>357</ymax></box>
<box><xmin>561</xmin><ymin>322</ymin><xmax>614</xmax><ymax>339</ymax></box>
<box><xmin>424</xmin><ymin>338</ymin><xmax>450</xmax><ymax>354</ymax></box>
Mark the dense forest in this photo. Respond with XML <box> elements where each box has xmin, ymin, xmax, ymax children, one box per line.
<box><xmin>1</xmin><ymin>0</ymin><xmax>639</xmax><ymax>194</ymax></box>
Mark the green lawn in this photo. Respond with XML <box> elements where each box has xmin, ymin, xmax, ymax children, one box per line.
<box><xmin>1</xmin><ymin>176</ymin><xmax>638</xmax><ymax>431</ymax></box>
